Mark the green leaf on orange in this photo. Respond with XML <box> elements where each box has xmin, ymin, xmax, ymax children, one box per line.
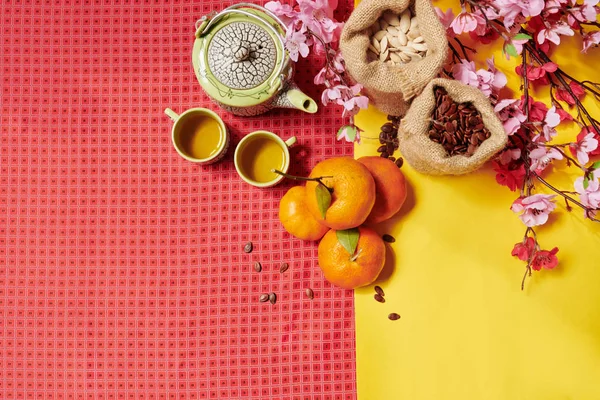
<box><xmin>336</xmin><ymin>228</ymin><xmax>359</xmax><ymax>257</ymax></box>
<box><xmin>583</xmin><ymin>177</ymin><xmax>590</xmax><ymax>189</ymax></box>
<box><xmin>315</xmin><ymin>182</ymin><xmax>331</xmax><ymax>220</ymax></box>
<box><xmin>592</xmin><ymin>161</ymin><xmax>600</xmax><ymax>170</ymax></box>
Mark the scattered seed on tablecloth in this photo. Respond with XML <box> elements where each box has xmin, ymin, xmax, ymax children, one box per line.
<box><xmin>374</xmin><ymin>286</ymin><xmax>385</xmax><ymax>297</ymax></box>
<box><xmin>388</xmin><ymin>313</ymin><xmax>401</xmax><ymax>321</ymax></box>
<box><xmin>269</xmin><ymin>292</ymin><xmax>277</xmax><ymax>304</ymax></box>
<box><xmin>279</xmin><ymin>262</ymin><xmax>289</xmax><ymax>274</ymax></box>
<box><xmin>243</xmin><ymin>242</ymin><xmax>253</xmax><ymax>253</ymax></box>
<box><xmin>382</xmin><ymin>234</ymin><xmax>395</xmax><ymax>243</ymax></box>
<box><xmin>374</xmin><ymin>294</ymin><xmax>385</xmax><ymax>303</ymax></box>
<box><xmin>305</xmin><ymin>288</ymin><xmax>314</xmax><ymax>300</ymax></box>
<box><xmin>253</xmin><ymin>261</ymin><xmax>262</xmax><ymax>273</ymax></box>
<box><xmin>395</xmin><ymin>157</ymin><xmax>404</xmax><ymax>168</ymax></box>
<box><xmin>259</xmin><ymin>293</ymin><xmax>269</xmax><ymax>303</ymax></box>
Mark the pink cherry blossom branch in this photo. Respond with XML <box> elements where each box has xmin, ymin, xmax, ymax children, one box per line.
<box><xmin>305</xmin><ymin>29</ymin><xmax>351</xmax><ymax>88</ymax></box>
<box><xmin>523</xmin><ymin>42</ymin><xmax>600</xmax><ymax>136</ymax></box>
<box><xmin>441</xmin><ymin>0</ymin><xmax>600</xmax><ymax>289</ymax></box>
<box><xmin>532</xmin><ymin>171</ymin><xmax>600</xmax><ymax>222</ymax></box>
<box><xmin>539</xmin><ymin>144</ymin><xmax>585</xmax><ymax>170</ymax></box>
<box><xmin>522</xmin><ymin>48</ymin><xmax>530</xmax><ymax>120</ymax></box>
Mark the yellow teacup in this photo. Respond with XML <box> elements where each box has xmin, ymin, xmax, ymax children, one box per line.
<box><xmin>234</xmin><ymin>131</ymin><xmax>297</xmax><ymax>188</ymax></box>
<box><xmin>164</xmin><ymin>107</ymin><xmax>229</xmax><ymax>164</ymax></box>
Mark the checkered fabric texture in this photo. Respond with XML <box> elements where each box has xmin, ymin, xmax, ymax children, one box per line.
<box><xmin>0</xmin><ymin>0</ymin><xmax>357</xmax><ymax>398</ymax></box>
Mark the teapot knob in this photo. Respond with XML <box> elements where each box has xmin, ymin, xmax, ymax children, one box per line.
<box><xmin>231</xmin><ymin>39</ymin><xmax>252</xmax><ymax>62</ymax></box>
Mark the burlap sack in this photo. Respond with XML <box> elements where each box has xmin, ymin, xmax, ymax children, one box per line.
<box><xmin>340</xmin><ymin>0</ymin><xmax>447</xmax><ymax>116</ymax></box>
<box><xmin>398</xmin><ymin>79</ymin><xmax>508</xmax><ymax>175</ymax></box>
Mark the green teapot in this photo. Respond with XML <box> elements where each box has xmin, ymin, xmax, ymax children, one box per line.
<box><xmin>192</xmin><ymin>3</ymin><xmax>319</xmax><ymax>117</ymax></box>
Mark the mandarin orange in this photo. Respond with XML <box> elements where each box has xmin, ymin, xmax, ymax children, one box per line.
<box><xmin>305</xmin><ymin>157</ymin><xmax>376</xmax><ymax>230</ymax></box>
<box><xmin>279</xmin><ymin>186</ymin><xmax>329</xmax><ymax>241</ymax></box>
<box><xmin>317</xmin><ymin>226</ymin><xmax>386</xmax><ymax>289</ymax></box>
<box><xmin>357</xmin><ymin>156</ymin><xmax>407</xmax><ymax>224</ymax></box>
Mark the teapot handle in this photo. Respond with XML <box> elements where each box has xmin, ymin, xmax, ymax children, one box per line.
<box><xmin>195</xmin><ymin>4</ymin><xmax>288</xmax><ymax>91</ymax></box>
<box><xmin>221</xmin><ymin>3</ymin><xmax>287</xmax><ymax>30</ymax></box>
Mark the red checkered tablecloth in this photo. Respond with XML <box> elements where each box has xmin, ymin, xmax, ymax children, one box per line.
<box><xmin>0</xmin><ymin>0</ymin><xmax>357</xmax><ymax>398</ymax></box>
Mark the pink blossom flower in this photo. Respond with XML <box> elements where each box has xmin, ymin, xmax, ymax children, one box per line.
<box><xmin>485</xmin><ymin>56</ymin><xmax>508</xmax><ymax>90</ymax></box>
<box><xmin>339</xmin><ymin>84</ymin><xmax>369</xmax><ymax>117</ymax></box>
<box><xmin>511</xmin><ymin>237</ymin><xmax>536</xmax><ymax>261</ymax></box>
<box><xmin>314</xmin><ymin>66</ymin><xmax>329</xmax><ymax>86</ymax></box>
<box><xmin>452</xmin><ymin>58</ymin><xmax>506</xmax><ymax>96</ymax></box>
<box><xmin>494</xmin><ymin>98</ymin><xmax>526</xmax><ymax>135</ymax></box>
<box><xmin>498</xmin><ymin>148</ymin><xmax>522</xmax><ymax>165</ymax></box>
<box><xmin>511</xmin><ymin>194</ymin><xmax>557</xmax><ymax>227</ymax></box>
<box><xmin>569</xmin><ymin>132</ymin><xmax>599</xmax><ymax>165</ymax></box>
<box><xmin>578</xmin><ymin>126</ymin><xmax>600</xmax><ymax>156</ymax></box>
<box><xmin>452</xmin><ymin>60</ymin><xmax>479</xmax><ymax>87</ymax></box>
<box><xmin>285</xmin><ymin>29</ymin><xmax>310</xmax><ymax>62</ymax></box>
<box><xmin>582</xmin><ymin>31</ymin><xmax>600</xmax><ymax>53</ymax></box>
<box><xmin>544</xmin><ymin>106</ymin><xmax>561</xmax><ymax>128</ymax></box>
<box><xmin>434</xmin><ymin>7</ymin><xmax>455</xmax><ymax>31</ymax></box>
<box><xmin>528</xmin><ymin>146</ymin><xmax>563</xmax><ymax>172</ymax></box>
<box><xmin>574</xmin><ymin>169</ymin><xmax>600</xmax><ymax>218</ymax></box>
<box><xmin>314</xmin><ymin>49</ymin><xmax>345</xmax><ymax>85</ymax></box>
<box><xmin>321</xmin><ymin>86</ymin><xmax>341</xmax><ymax>105</ymax></box>
<box><xmin>450</xmin><ymin>9</ymin><xmax>486</xmax><ymax>35</ymax></box>
<box><xmin>544</xmin><ymin>0</ymin><xmax>568</xmax><ymax>13</ymax></box>
<box><xmin>322</xmin><ymin>84</ymin><xmax>368</xmax><ymax>117</ymax></box>
<box><xmin>341</xmin><ymin>95</ymin><xmax>369</xmax><ymax>114</ymax></box>
<box><xmin>531</xmin><ymin>247</ymin><xmax>559</xmax><ymax>270</ymax></box>
<box><xmin>330</xmin><ymin>49</ymin><xmax>345</xmax><ymax>73</ymax></box>
<box><xmin>570</xmin><ymin>0</ymin><xmax>599</xmax><ymax>23</ymax></box>
<box><xmin>567</xmin><ymin>13</ymin><xmax>580</xmax><ymax>29</ymax></box>
<box><xmin>574</xmin><ymin>173</ymin><xmax>600</xmax><ymax>208</ymax></box>
<box><xmin>537</xmin><ymin>22</ymin><xmax>574</xmax><ymax>46</ymax></box>
<box><xmin>541</xmin><ymin>106</ymin><xmax>560</xmax><ymax>141</ymax></box>
<box><xmin>495</xmin><ymin>0</ymin><xmax>545</xmax><ymax>28</ymax></box>
<box><xmin>297</xmin><ymin>0</ymin><xmax>341</xmax><ymax>44</ymax></box>
<box><xmin>265</xmin><ymin>1</ymin><xmax>298</xmax><ymax>25</ymax></box>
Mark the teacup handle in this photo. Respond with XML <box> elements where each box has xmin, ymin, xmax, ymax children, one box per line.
<box><xmin>284</xmin><ymin>136</ymin><xmax>297</xmax><ymax>148</ymax></box>
<box><xmin>164</xmin><ymin>108</ymin><xmax>179</xmax><ymax>121</ymax></box>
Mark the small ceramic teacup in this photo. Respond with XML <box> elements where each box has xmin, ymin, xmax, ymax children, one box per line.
<box><xmin>164</xmin><ymin>107</ymin><xmax>229</xmax><ymax>164</ymax></box>
<box><xmin>234</xmin><ymin>130</ymin><xmax>297</xmax><ymax>188</ymax></box>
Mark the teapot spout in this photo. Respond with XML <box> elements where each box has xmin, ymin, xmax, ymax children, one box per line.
<box><xmin>275</xmin><ymin>84</ymin><xmax>318</xmax><ymax>114</ymax></box>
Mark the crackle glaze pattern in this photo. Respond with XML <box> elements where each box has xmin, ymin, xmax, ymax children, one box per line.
<box><xmin>207</xmin><ymin>21</ymin><xmax>277</xmax><ymax>90</ymax></box>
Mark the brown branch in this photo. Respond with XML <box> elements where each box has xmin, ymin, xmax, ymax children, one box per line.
<box><xmin>541</xmin><ymin>144</ymin><xmax>585</xmax><ymax>170</ymax></box>
<box><xmin>448</xmin><ymin>42</ymin><xmax>463</xmax><ymax>64</ymax></box>
<box><xmin>454</xmin><ymin>37</ymin><xmax>476</xmax><ymax>59</ymax></box>
<box><xmin>524</xmin><ymin>43</ymin><xmax>600</xmax><ymax>136</ymax></box>
<box><xmin>522</xmin><ymin>49</ymin><xmax>530</xmax><ymax>120</ymax></box>
<box><xmin>532</xmin><ymin>171</ymin><xmax>600</xmax><ymax>222</ymax></box>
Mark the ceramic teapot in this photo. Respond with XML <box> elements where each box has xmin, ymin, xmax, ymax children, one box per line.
<box><xmin>192</xmin><ymin>3</ymin><xmax>318</xmax><ymax>117</ymax></box>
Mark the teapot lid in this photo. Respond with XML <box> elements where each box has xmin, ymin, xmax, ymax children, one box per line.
<box><xmin>193</xmin><ymin>5</ymin><xmax>289</xmax><ymax>107</ymax></box>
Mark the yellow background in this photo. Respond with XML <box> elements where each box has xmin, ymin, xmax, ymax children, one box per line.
<box><xmin>353</xmin><ymin>1</ymin><xmax>600</xmax><ymax>398</ymax></box>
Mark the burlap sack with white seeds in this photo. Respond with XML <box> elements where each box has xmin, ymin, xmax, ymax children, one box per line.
<box><xmin>340</xmin><ymin>0</ymin><xmax>448</xmax><ymax>116</ymax></box>
<box><xmin>398</xmin><ymin>79</ymin><xmax>508</xmax><ymax>175</ymax></box>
